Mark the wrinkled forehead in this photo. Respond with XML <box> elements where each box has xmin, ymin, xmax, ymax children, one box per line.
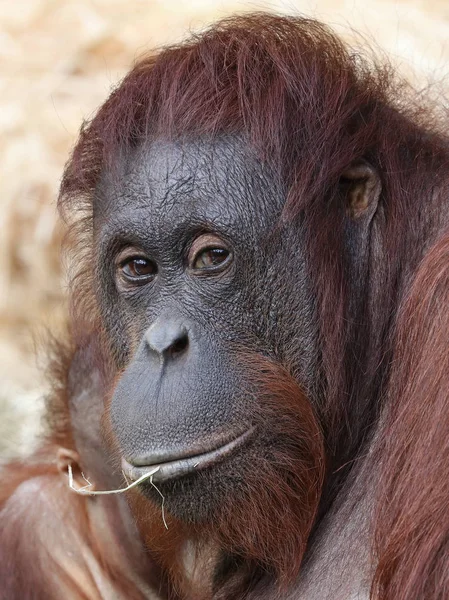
<box><xmin>95</xmin><ymin>136</ymin><xmax>284</xmax><ymax>234</ymax></box>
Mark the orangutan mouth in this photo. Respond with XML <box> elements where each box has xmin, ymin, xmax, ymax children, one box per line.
<box><xmin>121</xmin><ymin>427</ymin><xmax>254</xmax><ymax>483</ymax></box>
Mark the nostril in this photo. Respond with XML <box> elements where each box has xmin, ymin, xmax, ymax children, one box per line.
<box><xmin>145</xmin><ymin>321</ymin><xmax>190</xmax><ymax>358</ymax></box>
<box><xmin>170</xmin><ymin>333</ymin><xmax>189</xmax><ymax>357</ymax></box>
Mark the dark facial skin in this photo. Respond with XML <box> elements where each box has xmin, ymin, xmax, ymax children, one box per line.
<box><xmin>93</xmin><ymin>136</ymin><xmax>318</xmax><ymax>520</ymax></box>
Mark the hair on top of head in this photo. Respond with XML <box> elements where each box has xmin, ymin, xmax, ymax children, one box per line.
<box><xmin>59</xmin><ymin>12</ymin><xmax>447</xmax><ymax>220</ymax></box>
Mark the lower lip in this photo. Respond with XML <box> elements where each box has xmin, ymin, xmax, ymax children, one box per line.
<box><xmin>121</xmin><ymin>428</ymin><xmax>254</xmax><ymax>484</ymax></box>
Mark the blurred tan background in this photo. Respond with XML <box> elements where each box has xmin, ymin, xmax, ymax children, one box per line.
<box><xmin>1</xmin><ymin>0</ymin><xmax>448</xmax><ymax>459</ymax></box>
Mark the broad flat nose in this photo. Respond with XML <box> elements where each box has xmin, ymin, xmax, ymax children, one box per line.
<box><xmin>145</xmin><ymin>320</ymin><xmax>189</xmax><ymax>358</ymax></box>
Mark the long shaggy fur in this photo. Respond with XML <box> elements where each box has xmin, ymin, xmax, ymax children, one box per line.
<box><xmin>372</xmin><ymin>229</ymin><xmax>449</xmax><ymax>599</ymax></box>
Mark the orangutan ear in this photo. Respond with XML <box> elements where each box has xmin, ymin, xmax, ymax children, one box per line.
<box><xmin>340</xmin><ymin>161</ymin><xmax>381</xmax><ymax>220</ymax></box>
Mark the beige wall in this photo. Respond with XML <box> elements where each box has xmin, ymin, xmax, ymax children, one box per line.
<box><xmin>1</xmin><ymin>0</ymin><xmax>448</xmax><ymax>456</ymax></box>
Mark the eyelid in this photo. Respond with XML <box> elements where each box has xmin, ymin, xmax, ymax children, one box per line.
<box><xmin>115</xmin><ymin>246</ymin><xmax>149</xmax><ymax>266</ymax></box>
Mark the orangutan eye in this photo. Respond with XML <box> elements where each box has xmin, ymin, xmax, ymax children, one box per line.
<box><xmin>193</xmin><ymin>248</ymin><xmax>230</xmax><ymax>270</ymax></box>
<box><xmin>188</xmin><ymin>235</ymin><xmax>232</xmax><ymax>273</ymax></box>
<box><xmin>119</xmin><ymin>256</ymin><xmax>158</xmax><ymax>285</ymax></box>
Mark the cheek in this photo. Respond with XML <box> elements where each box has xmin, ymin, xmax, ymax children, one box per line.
<box><xmin>96</xmin><ymin>297</ymin><xmax>138</xmax><ymax>367</ymax></box>
<box><xmin>95</xmin><ymin>266</ymin><xmax>149</xmax><ymax>365</ymax></box>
